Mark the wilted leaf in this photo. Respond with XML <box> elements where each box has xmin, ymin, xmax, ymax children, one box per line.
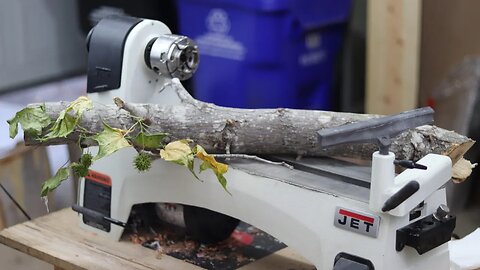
<box><xmin>132</xmin><ymin>132</ymin><xmax>167</xmax><ymax>150</ymax></box>
<box><xmin>160</xmin><ymin>140</ymin><xmax>198</xmax><ymax>179</ymax></box>
<box><xmin>7</xmin><ymin>106</ymin><xmax>51</xmax><ymax>138</ymax></box>
<box><xmin>68</xmin><ymin>96</ymin><xmax>93</xmax><ymax>117</ymax></box>
<box><xmin>41</xmin><ymin>167</ymin><xmax>70</xmax><ymax>196</ymax></box>
<box><xmin>193</xmin><ymin>145</ymin><xmax>229</xmax><ymax>192</ymax></box>
<box><xmin>160</xmin><ymin>140</ymin><xmax>192</xmax><ymax>162</ymax></box>
<box><xmin>193</xmin><ymin>145</ymin><xmax>228</xmax><ymax>174</ymax></box>
<box><xmin>94</xmin><ymin>124</ymin><xmax>130</xmax><ymax>160</ymax></box>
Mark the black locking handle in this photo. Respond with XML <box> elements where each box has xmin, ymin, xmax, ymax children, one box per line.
<box><xmin>72</xmin><ymin>204</ymin><xmax>126</xmax><ymax>227</ymax></box>
<box><xmin>381</xmin><ymin>181</ymin><xmax>420</xmax><ymax>212</ymax></box>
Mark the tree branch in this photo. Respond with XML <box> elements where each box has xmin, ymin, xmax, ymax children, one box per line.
<box><xmin>22</xmin><ymin>84</ymin><xmax>475</xmax><ymax>182</ymax></box>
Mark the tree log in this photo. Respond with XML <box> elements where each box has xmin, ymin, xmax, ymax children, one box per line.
<box><xmin>24</xmin><ymin>81</ymin><xmax>474</xmax><ymax>179</ymax></box>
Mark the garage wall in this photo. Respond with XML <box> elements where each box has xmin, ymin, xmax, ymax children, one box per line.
<box><xmin>420</xmin><ymin>0</ymin><xmax>480</xmax><ymax>113</ymax></box>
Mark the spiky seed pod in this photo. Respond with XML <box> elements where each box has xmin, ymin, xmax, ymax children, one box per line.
<box><xmin>71</xmin><ymin>163</ymin><xmax>89</xmax><ymax>177</ymax></box>
<box><xmin>80</xmin><ymin>153</ymin><xmax>93</xmax><ymax>168</ymax></box>
<box><xmin>133</xmin><ymin>152</ymin><xmax>152</xmax><ymax>172</ymax></box>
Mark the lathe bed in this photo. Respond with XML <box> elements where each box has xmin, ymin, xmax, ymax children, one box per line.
<box><xmin>229</xmin><ymin>156</ymin><xmax>371</xmax><ymax>202</ymax></box>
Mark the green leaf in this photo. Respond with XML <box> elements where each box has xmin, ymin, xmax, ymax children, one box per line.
<box><xmin>193</xmin><ymin>145</ymin><xmax>229</xmax><ymax>192</ymax></box>
<box><xmin>187</xmin><ymin>158</ymin><xmax>198</xmax><ymax>179</ymax></box>
<box><xmin>43</xmin><ymin>111</ymin><xmax>76</xmax><ymax>139</ymax></box>
<box><xmin>41</xmin><ymin>167</ymin><xmax>70</xmax><ymax>196</ymax></box>
<box><xmin>8</xmin><ymin>120</ymin><xmax>17</xmax><ymax>139</ymax></box>
<box><xmin>7</xmin><ymin>106</ymin><xmax>51</xmax><ymax>139</ymax></box>
<box><xmin>160</xmin><ymin>140</ymin><xmax>198</xmax><ymax>179</ymax></box>
<box><xmin>131</xmin><ymin>132</ymin><xmax>167</xmax><ymax>150</ymax></box>
<box><xmin>93</xmin><ymin>124</ymin><xmax>130</xmax><ymax>160</ymax></box>
<box><xmin>199</xmin><ymin>161</ymin><xmax>209</xmax><ymax>172</ymax></box>
<box><xmin>43</xmin><ymin>96</ymin><xmax>92</xmax><ymax>140</ymax></box>
<box><xmin>216</xmin><ymin>173</ymin><xmax>228</xmax><ymax>194</ymax></box>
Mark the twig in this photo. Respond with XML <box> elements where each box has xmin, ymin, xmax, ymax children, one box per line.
<box><xmin>139</xmin><ymin>151</ymin><xmax>293</xmax><ymax>170</ymax></box>
<box><xmin>113</xmin><ymin>97</ymin><xmax>149</xmax><ymax>122</ymax></box>
<box><xmin>171</xmin><ymin>79</ymin><xmax>209</xmax><ymax>110</ymax></box>
<box><xmin>211</xmin><ymin>154</ymin><xmax>294</xmax><ymax>169</ymax></box>
<box><xmin>171</xmin><ymin>79</ymin><xmax>196</xmax><ymax>103</ymax></box>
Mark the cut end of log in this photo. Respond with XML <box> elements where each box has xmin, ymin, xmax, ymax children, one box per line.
<box><xmin>444</xmin><ymin>139</ymin><xmax>476</xmax><ymax>165</ymax></box>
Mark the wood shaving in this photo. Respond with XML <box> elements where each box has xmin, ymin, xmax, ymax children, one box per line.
<box><xmin>453</xmin><ymin>157</ymin><xmax>477</xmax><ymax>183</ymax></box>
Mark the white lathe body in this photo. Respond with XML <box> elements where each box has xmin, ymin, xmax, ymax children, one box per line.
<box><xmin>76</xmin><ymin>16</ymin><xmax>456</xmax><ymax>270</ymax></box>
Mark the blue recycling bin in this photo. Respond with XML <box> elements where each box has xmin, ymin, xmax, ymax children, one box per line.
<box><xmin>177</xmin><ymin>0</ymin><xmax>351</xmax><ymax>109</ymax></box>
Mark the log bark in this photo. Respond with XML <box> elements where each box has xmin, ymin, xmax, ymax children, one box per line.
<box><xmin>24</xmin><ymin>81</ymin><xmax>474</xmax><ymax>177</ymax></box>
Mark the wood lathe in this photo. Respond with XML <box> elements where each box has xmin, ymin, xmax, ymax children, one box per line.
<box><xmin>72</xmin><ymin>15</ymin><xmax>456</xmax><ymax>269</ymax></box>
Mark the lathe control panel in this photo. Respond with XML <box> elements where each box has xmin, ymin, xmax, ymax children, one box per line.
<box><xmin>83</xmin><ymin>170</ymin><xmax>112</xmax><ymax>232</ymax></box>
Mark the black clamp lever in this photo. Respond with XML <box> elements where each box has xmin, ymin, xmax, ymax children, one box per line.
<box><xmin>381</xmin><ymin>181</ymin><xmax>420</xmax><ymax>212</ymax></box>
<box><xmin>394</xmin><ymin>160</ymin><xmax>428</xmax><ymax>170</ymax></box>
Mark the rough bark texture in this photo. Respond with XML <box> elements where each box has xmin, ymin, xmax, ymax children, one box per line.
<box><xmin>25</xmin><ymin>82</ymin><xmax>474</xmax><ymax>167</ymax></box>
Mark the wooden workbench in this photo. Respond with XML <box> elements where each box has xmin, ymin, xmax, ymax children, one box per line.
<box><xmin>0</xmin><ymin>208</ymin><xmax>314</xmax><ymax>270</ymax></box>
